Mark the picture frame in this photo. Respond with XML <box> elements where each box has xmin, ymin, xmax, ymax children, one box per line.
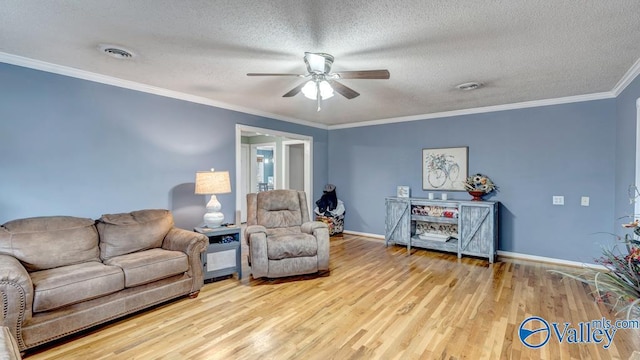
<box><xmin>422</xmin><ymin>147</ymin><xmax>468</xmax><ymax>191</ymax></box>
<box><xmin>397</xmin><ymin>186</ymin><xmax>410</xmax><ymax>198</ymax></box>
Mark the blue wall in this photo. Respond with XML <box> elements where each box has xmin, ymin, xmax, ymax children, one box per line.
<box><xmin>2</xmin><ymin>60</ymin><xmax>639</xmax><ymax>263</ymax></box>
<box><xmin>328</xmin><ymin>100</ymin><xmax>618</xmax><ymax>262</ymax></box>
<box><xmin>615</xmin><ymin>76</ymin><xmax>640</xmax><ymax>227</ymax></box>
<box><xmin>0</xmin><ymin>63</ymin><xmax>328</xmax><ymax>229</ymax></box>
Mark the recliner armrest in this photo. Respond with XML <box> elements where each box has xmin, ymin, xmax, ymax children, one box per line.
<box><xmin>244</xmin><ymin>225</ymin><xmax>268</xmax><ymax>278</ymax></box>
<box><xmin>244</xmin><ymin>225</ymin><xmax>267</xmax><ymax>244</ymax></box>
<box><xmin>0</xmin><ymin>254</ymin><xmax>33</xmax><ymax>350</ymax></box>
<box><xmin>245</xmin><ymin>224</ymin><xmax>267</xmax><ymax>234</ymax></box>
<box><xmin>301</xmin><ymin>221</ymin><xmax>328</xmax><ymax>234</ymax></box>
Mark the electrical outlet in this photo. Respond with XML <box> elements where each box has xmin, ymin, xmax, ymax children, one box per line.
<box><xmin>581</xmin><ymin>196</ymin><xmax>590</xmax><ymax>206</ymax></box>
<box><xmin>552</xmin><ymin>196</ymin><xmax>564</xmax><ymax>205</ymax></box>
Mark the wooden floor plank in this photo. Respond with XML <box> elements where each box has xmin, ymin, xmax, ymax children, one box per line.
<box><xmin>24</xmin><ymin>234</ymin><xmax>639</xmax><ymax>359</ymax></box>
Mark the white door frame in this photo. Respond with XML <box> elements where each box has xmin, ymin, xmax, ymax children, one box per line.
<box><xmin>235</xmin><ymin>125</ymin><xmax>313</xmax><ymax>221</ymax></box>
<box><xmin>635</xmin><ymin>98</ymin><xmax>640</xmax><ymax>217</ymax></box>
<box><xmin>240</xmin><ymin>144</ymin><xmax>250</xmax><ymax>223</ymax></box>
<box><xmin>282</xmin><ymin>140</ymin><xmax>308</xmax><ymax>191</ymax></box>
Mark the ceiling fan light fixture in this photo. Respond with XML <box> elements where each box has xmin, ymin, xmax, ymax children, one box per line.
<box><xmin>301</xmin><ymin>80</ymin><xmax>334</xmax><ymax>100</ymax></box>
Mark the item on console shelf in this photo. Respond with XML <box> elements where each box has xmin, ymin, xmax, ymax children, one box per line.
<box><xmin>411</xmin><ymin>205</ymin><xmax>458</xmax><ymax>218</ymax></box>
<box><xmin>415</xmin><ymin>221</ymin><xmax>458</xmax><ymax>241</ymax></box>
<box><xmin>418</xmin><ymin>233</ymin><xmax>452</xmax><ymax>242</ymax></box>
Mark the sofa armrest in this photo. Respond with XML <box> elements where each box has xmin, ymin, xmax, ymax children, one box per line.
<box><xmin>0</xmin><ymin>254</ymin><xmax>32</xmax><ymax>351</ymax></box>
<box><xmin>245</xmin><ymin>225</ymin><xmax>268</xmax><ymax>278</ymax></box>
<box><xmin>162</xmin><ymin>228</ymin><xmax>207</xmax><ymax>294</ymax></box>
<box><xmin>0</xmin><ymin>326</ymin><xmax>21</xmax><ymax>359</ymax></box>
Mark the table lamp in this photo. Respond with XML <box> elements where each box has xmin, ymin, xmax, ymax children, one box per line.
<box><xmin>195</xmin><ymin>169</ymin><xmax>231</xmax><ymax>228</ymax></box>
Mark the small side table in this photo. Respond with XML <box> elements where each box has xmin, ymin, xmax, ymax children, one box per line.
<box><xmin>194</xmin><ymin>226</ymin><xmax>242</xmax><ymax>281</ymax></box>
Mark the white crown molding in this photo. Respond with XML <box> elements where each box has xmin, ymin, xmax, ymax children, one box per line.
<box><xmin>3</xmin><ymin>51</ymin><xmax>638</xmax><ymax>132</ymax></box>
<box><xmin>0</xmin><ymin>52</ymin><xmax>328</xmax><ymax>130</ymax></box>
<box><xmin>612</xmin><ymin>57</ymin><xmax>640</xmax><ymax>96</ymax></box>
<box><xmin>328</xmin><ymin>92</ymin><xmax>616</xmax><ymax>130</ymax></box>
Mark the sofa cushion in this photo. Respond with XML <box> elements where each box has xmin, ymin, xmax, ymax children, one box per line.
<box><xmin>104</xmin><ymin>248</ymin><xmax>188</xmax><ymax>287</ymax></box>
<box><xmin>0</xmin><ymin>216</ymin><xmax>99</xmax><ymax>272</ymax></box>
<box><xmin>267</xmin><ymin>233</ymin><xmax>318</xmax><ymax>260</ymax></box>
<box><xmin>97</xmin><ymin>209</ymin><xmax>173</xmax><ymax>261</ymax></box>
<box><xmin>30</xmin><ymin>261</ymin><xmax>124</xmax><ymax>312</ymax></box>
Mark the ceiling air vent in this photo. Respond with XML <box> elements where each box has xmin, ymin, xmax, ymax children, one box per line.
<box><xmin>98</xmin><ymin>44</ymin><xmax>135</xmax><ymax>59</ymax></box>
<box><xmin>456</xmin><ymin>82</ymin><xmax>483</xmax><ymax>91</ymax></box>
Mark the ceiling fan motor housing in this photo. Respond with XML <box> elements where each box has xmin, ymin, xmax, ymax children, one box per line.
<box><xmin>304</xmin><ymin>52</ymin><xmax>334</xmax><ymax>74</ymax></box>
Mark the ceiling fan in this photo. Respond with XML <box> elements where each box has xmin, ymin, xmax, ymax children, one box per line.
<box><xmin>247</xmin><ymin>52</ymin><xmax>390</xmax><ymax>111</ymax></box>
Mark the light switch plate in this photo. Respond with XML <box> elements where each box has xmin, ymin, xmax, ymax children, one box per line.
<box><xmin>553</xmin><ymin>196</ymin><xmax>564</xmax><ymax>205</ymax></box>
<box><xmin>581</xmin><ymin>196</ymin><xmax>590</xmax><ymax>206</ymax></box>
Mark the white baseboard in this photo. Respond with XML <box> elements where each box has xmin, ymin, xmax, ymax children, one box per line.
<box><xmin>343</xmin><ymin>230</ymin><xmax>606</xmax><ymax>270</ymax></box>
<box><xmin>343</xmin><ymin>230</ymin><xmax>385</xmax><ymax>240</ymax></box>
<box><xmin>496</xmin><ymin>251</ymin><xmax>606</xmax><ymax>270</ymax></box>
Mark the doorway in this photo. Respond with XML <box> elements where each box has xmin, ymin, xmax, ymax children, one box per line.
<box><xmin>235</xmin><ymin>125</ymin><xmax>313</xmax><ymax>224</ymax></box>
<box><xmin>251</xmin><ymin>143</ymin><xmax>276</xmax><ymax>193</ymax></box>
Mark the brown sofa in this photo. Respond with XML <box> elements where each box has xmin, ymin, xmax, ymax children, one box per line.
<box><xmin>0</xmin><ymin>209</ymin><xmax>207</xmax><ymax>352</ymax></box>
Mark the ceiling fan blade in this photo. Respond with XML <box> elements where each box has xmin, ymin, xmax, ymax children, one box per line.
<box><xmin>282</xmin><ymin>82</ymin><xmax>308</xmax><ymax>97</ymax></box>
<box><xmin>247</xmin><ymin>73</ymin><xmax>305</xmax><ymax>77</ymax></box>
<box><xmin>335</xmin><ymin>70</ymin><xmax>390</xmax><ymax>79</ymax></box>
<box><xmin>328</xmin><ymin>80</ymin><xmax>360</xmax><ymax>99</ymax></box>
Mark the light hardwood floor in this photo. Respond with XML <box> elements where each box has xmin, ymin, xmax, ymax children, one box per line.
<box><xmin>26</xmin><ymin>234</ymin><xmax>639</xmax><ymax>359</ymax></box>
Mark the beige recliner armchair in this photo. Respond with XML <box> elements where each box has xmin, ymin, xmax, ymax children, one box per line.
<box><xmin>245</xmin><ymin>190</ymin><xmax>330</xmax><ymax>278</ymax></box>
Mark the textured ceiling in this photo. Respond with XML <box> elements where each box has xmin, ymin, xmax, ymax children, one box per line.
<box><xmin>1</xmin><ymin>1</ymin><xmax>640</xmax><ymax>127</ymax></box>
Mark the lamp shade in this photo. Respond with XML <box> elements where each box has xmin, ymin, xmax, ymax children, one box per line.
<box><xmin>195</xmin><ymin>170</ymin><xmax>231</xmax><ymax>195</ymax></box>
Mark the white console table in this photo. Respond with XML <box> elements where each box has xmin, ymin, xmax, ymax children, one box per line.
<box><xmin>385</xmin><ymin>197</ymin><xmax>499</xmax><ymax>263</ymax></box>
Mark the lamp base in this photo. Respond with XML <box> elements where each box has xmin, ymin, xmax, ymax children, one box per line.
<box><xmin>203</xmin><ymin>212</ymin><xmax>224</xmax><ymax>228</ymax></box>
<box><xmin>203</xmin><ymin>194</ymin><xmax>224</xmax><ymax>227</ymax></box>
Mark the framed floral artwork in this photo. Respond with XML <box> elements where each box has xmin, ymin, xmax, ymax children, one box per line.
<box><xmin>422</xmin><ymin>147</ymin><xmax>468</xmax><ymax>191</ymax></box>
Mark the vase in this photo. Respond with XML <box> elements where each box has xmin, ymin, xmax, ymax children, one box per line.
<box><xmin>468</xmin><ymin>190</ymin><xmax>485</xmax><ymax>201</ymax></box>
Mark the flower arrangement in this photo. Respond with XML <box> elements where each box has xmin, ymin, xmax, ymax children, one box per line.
<box><xmin>463</xmin><ymin>173</ymin><xmax>497</xmax><ymax>194</ymax></box>
<box><xmin>553</xmin><ymin>186</ymin><xmax>640</xmax><ymax>320</ymax></box>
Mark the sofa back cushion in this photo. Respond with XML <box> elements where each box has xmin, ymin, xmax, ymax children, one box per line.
<box><xmin>0</xmin><ymin>216</ymin><xmax>99</xmax><ymax>272</ymax></box>
<box><xmin>97</xmin><ymin>209</ymin><xmax>173</xmax><ymax>261</ymax></box>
